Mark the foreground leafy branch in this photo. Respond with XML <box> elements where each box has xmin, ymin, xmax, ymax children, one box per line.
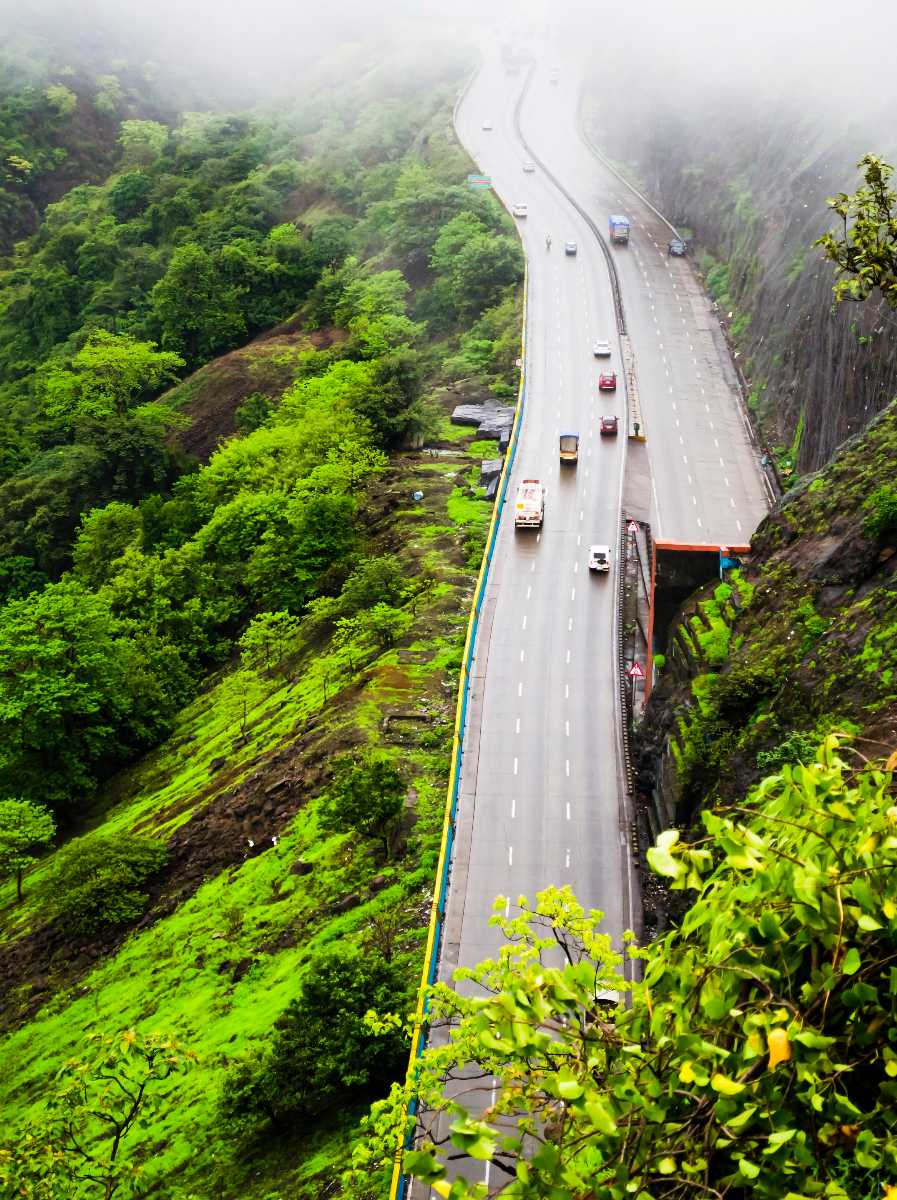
<box><xmin>0</xmin><ymin>1030</ymin><xmax>196</xmax><ymax>1199</ymax></box>
<box><xmin>348</xmin><ymin>738</ymin><xmax>897</xmax><ymax>1199</ymax></box>
<box><xmin>816</xmin><ymin>154</ymin><xmax>897</xmax><ymax>307</ymax></box>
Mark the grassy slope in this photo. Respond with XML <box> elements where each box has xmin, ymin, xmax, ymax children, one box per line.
<box><xmin>0</xmin><ymin>424</ymin><xmax>493</xmax><ymax>1196</ymax></box>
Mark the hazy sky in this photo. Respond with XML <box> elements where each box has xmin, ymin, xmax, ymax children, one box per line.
<box><xmin>2</xmin><ymin>0</ymin><xmax>896</xmax><ymax>134</ymax></box>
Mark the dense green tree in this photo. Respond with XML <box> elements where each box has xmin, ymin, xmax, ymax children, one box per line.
<box><xmin>43</xmin><ymin>85</ymin><xmax>77</xmax><ymax>118</ymax></box>
<box><xmin>0</xmin><ymin>554</ymin><xmax>47</xmax><ymax>603</ymax></box>
<box><xmin>245</xmin><ymin>492</ymin><xmax>356</xmax><ymax>611</ymax></box>
<box><xmin>117</xmin><ymin>118</ymin><xmax>169</xmax><ymax>166</ymax></box>
<box><xmin>72</xmin><ymin>501</ymin><xmax>143</xmax><ymax>588</ymax></box>
<box><xmin>0</xmin><ymin>428</ymin><xmax>181</xmax><ymax>577</ymax></box>
<box><xmin>0</xmin><ymin>798</ymin><xmax>55</xmax><ymax>901</ymax></box>
<box><xmin>308</xmin><ymin>214</ymin><xmax>354</xmax><ymax>271</ymax></box>
<box><xmin>150</xmin><ymin>242</ymin><xmax>245</xmax><ymax>365</ymax></box>
<box><xmin>336</xmin><ymin>603</ymin><xmax>413</xmax><ymax>659</ymax></box>
<box><xmin>220</xmin><ymin>944</ymin><xmax>407</xmax><ymax>1135</ymax></box>
<box><xmin>318</xmin><ymin>754</ymin><xmax>406</xmax><ymax>859</ymax></box>
<box><xmin>108</xmin><ymin>170</ymin><xmax>153</xmax><ymax>222</ymax></box>
<box><xmin>361</xmin><ymin>348</ymin><xmax>425</xmax><ymax>447</ymax></box>
<box><xmin>0</xmin><ymin>580</ymin><xmax>179</xmax><ymax>809</ymax></box>
<box><xmin>338</xmin><ymin>555</ymin><xmax>408</xmax><ymax>614</ymax></box>
<box><xmin>50</xmin><ymin>833</ymin><xmax>169</xmax><ymax>936</ymax></box>
<box><xmin>239</xmin><ymin>611</ymin><xmax>301</xmax><ymax>670</ymax></box>
<box><xmin>39</xmin><ymin>330</ymin><xmax>184</xmax><ymax>428</ymax></box>
<box><xmin>24</xmin><ymin>264</ymin><xmax>82</xmax><ymax>353</ymax></box>
<box><xmin>101</xmin><ymin>542</ymin><xmax>239</xmax><ymax>671</ymax></box>
<box><xmin>334</xmin><ymin>269</ymin><xmax>410</xmax><ymax>326</ymax></box>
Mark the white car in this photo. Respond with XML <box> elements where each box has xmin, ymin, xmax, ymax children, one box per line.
<box><xmin>564</xmin><ymin>240</ymin><xmax>577</xmax><ymax>256</ymax></box>
<box><xmin>588</xmin><ymin>544</ymin><xmax>611</xmax><ymax>573</ymax></box>
<box><xmin>593</xmin><ymin>339</ymin><xmax>611</xmax><ymax>357</ymax></box>
<box><xmin>482</xmin><ymin>119</ymin><xmax>493</xmax><ymax>131</ymax></box>
<box><xmin>512</xmin><ymin>203</ymin><xmax>528</xmax><ymax>218</ymax></box>
<box><xmin>522</xmin><ymin>160</ymin><xmax>536</xmax><ymax>172</ymax></box>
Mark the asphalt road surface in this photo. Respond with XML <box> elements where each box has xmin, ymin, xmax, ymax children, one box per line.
<box><xmin>444</xmin><ymin>58</ymin><xmax>635</xmax><ymax>984</ymax></box>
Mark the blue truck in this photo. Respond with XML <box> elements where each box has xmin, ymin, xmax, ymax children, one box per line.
<box><xmin>608</xmin><ymin>215</ymin><xmax>631</xmax><ymax>245</ymax></box>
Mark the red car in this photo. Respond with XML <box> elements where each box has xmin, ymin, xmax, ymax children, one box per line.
<box><xmin>600</xmin><ymin>415</ymin><xmax>619</xmax><ymax>436</ymax></box>
<box><xmin>598</xmin><ymin>371</ymin><xmax>617</xmax><ymax>391</ymax></box>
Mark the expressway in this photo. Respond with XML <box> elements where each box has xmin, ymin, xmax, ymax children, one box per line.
<box><xmin>444</xmin><ymin>49</ymin><xmax>770</xmax><ymax>983</ymax></box>
<box><xmin>442</xmin><ymin>58</ymin><xmax>635</xmax><ymax>991</ymax></box>
<box><xmin>406</xmin><ymin>44</ymin><xmax>771</xmax><ymax>1200</ymax></box>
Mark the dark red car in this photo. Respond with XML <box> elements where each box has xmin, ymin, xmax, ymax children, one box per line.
<box><xmin>600</xmin><ymin>415</ymin><xmax>619</xmax><ymax>436</ymax></box>
<box><xmin>598</xmin><ymin>372</ymin><xmax>617</xmax><ymax>391</ymax></box>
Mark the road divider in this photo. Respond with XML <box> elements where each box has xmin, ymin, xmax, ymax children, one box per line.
<box><xmin>620</xmin><ymin>335</ymin><xmax>644</xmax><ymax>442</ymax></box>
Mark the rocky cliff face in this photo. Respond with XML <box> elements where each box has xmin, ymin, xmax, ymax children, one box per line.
<box><xmin>635</xmin><ymin>399</ymin><xmax>897</xmax><ymax>927</ymax></box>
<box><xmin>582</xmin><ymin>76</ymin><xmax>897</xmax><ymax>474</ymax></box>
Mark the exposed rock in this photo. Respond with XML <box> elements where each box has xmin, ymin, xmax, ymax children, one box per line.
<box><xmin>450</xmin><ymin>400</ymin><xmax>515</xmax><ymax>439</ymax></box>
<box><xmin>479</xmin><ymin>457</ymin><xmax>503</xmax><ymax>484</ymax></box>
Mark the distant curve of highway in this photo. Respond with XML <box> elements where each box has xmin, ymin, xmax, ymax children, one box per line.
<box><xmin>406</xmin><ymin>45</ymin><xmax>769</xmax><ymax>1197</ymax></box>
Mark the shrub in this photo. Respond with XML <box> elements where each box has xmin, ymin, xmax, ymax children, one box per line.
<box><xmin>863</xmin><ymin>484</ymin><xmax>897</xmax><ymax>537</ymax></box>
<box><xmin>219</xmin><ymin>944</ymin><xmax>407</xmax><ymax>1137</ymax></box>
<box><xmin>50</xmin><ymin>834</ymin><xmax>169</xmax><ymax>936</ymax></box>
<box><xmin>318</xmin><ymin>754</ymin><xmax>406</xmax><ymax>859</ymax></box>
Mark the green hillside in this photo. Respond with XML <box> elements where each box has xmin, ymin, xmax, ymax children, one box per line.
<box><xmin>0</xmin><ymin>26</ymin><xmax>524</xmax><ymax>1199</ymax></box>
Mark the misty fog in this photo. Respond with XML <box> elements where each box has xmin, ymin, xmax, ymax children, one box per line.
<box><xmin>3</xmin><ymin>0</ymin><xmax>896</xmax><ymax>146</ymax></box>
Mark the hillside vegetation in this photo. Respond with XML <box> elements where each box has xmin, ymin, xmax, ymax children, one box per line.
<box><xmin>0</xmin><ymin>30</ymin><xmax>526</xmax><ymax>1200</ymax></box>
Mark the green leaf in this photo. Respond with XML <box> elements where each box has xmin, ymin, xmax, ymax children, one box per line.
<box><xmin>759</xmin><ymin>911</ymin><xmax>783</xmax><ymax>940</ymax></box>
<box><xmin>726</xmin><ymin>1104</ymin><xmax>758</xmax><ymax>1130</ymax></box>
<box><xmin>658</xmin><ymin>1157</ymin><xmax>677</xmax><ymax>1175</ymax></box>
<box><xmin>557</xmin><ymin>1076</ymin><xmax>584</xmax><ymax>1101</ymax></box>
<box><xmin>404</xmin><ymin>1150</ymin><xmax>445</xmax><ymax>1182</ymax></box>
<box><xmin>841</xmin><ymin>947</ymin><xmax>861</xmax><ymax>975</ymax></box>
<box><xmin>647</xmin><ymin>830</ymin><xmax>685</xmax><ymax>880</ymax></box>
<box><xmin>857</xmin><ymin>913</ymin><xmax>882</xmax><ymax>931</ymax></box>
<box><xmin>585</xmin><ymin>1098</ymin><xmax>618</xmax><ymax>1135</ymax></box>
<box><xmin>764</xmin><ymin>1127</ymin><xmax>797</xmax><ymax>1153</ymax></box>
<box><xmin>711</xmin><ymin>1073</ymin><xmax>745</xmax><ymax>1096</ymax></box>
<box><xmin>792</xmin><ymin>1030</ymin><xmax>835</xmax><ymax>1049</ymax></box>
<box><xmin>738</xmin><ymin>1158</ymin><xmax>760</xmax><ymax>1179</ymax></box>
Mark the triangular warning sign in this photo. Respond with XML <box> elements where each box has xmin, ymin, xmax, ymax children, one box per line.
<box><xmin>627</xmin><ymin>521</ymin><xmax>640</xmax><ymax>535</ymax></box>
<box><xmin>627</xmin><ymin>661</ymin><xmax>645</xmax><ymax>678</ymax></box>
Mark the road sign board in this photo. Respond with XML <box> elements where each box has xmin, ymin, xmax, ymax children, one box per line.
<box><xmin>627</xmin><ymin>520</ymin><xmax>640</xmax><ymax>535</ymax></box>
<box><xmin>627</xmin><ymin>662</ymin><xmax>645</xmax><ymax>678</ymax></box>
<box><xmin>467</xmin><ymin>174</ymin><xmax>492</xmax><ymax>189</ymax></box>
